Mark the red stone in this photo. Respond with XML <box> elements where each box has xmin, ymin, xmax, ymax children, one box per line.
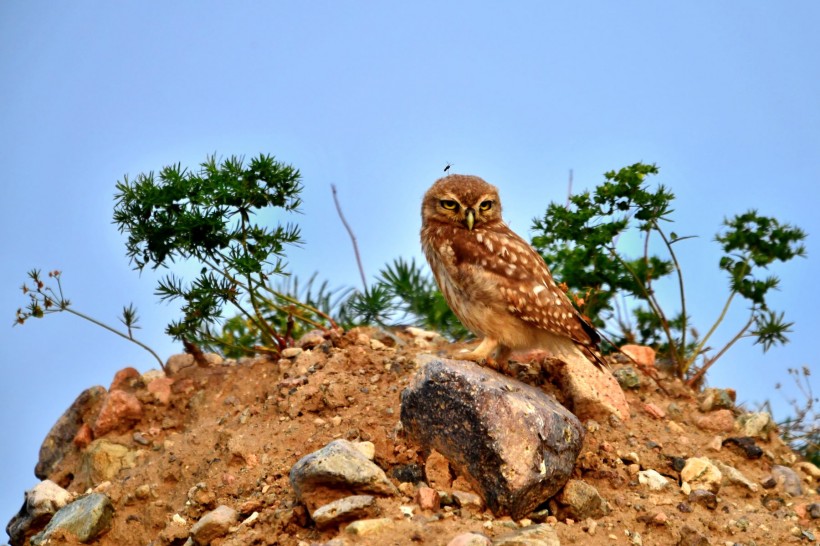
<box><xmin>93</xmin><ymin>390</ymin><xmax>143</xmax><ymax>436</ymax></box>
<box><xmin>147</xmin><ymin>377</ymin><xmax>173</xmax><ymax>405</ymax></box>
<box><xmin>109</xmin><ymin>367</ymin><xmax>142</xmax><ymax>392</ymax></box>
<box><xmin>620</xmin><ymin>345</ymin><xmax>656</xmax><ymax>367</ymax></box>
<box><xmin>72</xmin><ymin>423</ymin><xmax>93</xmax><ymax>449</ymax></box>
<box><xmin>416</xmin><ymin>486</ymin><xmax>441</xmax><ymax>512</ymax></box>
<box><xmin>642</xmin><ymin>403</ymin><xmax>666</xmax><ymax>419</ymax></box>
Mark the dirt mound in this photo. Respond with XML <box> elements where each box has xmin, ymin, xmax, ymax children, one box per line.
<box><xmin>9</xmin><ymin>327</ymin><xmax>819</xmax><ymax>545</ymax></box>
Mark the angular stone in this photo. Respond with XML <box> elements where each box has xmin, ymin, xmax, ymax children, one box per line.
<box><xmin>77</xmin><ymin>439</ymin><xmax>138</xmax><ymax>489</ymax></box>
<box><xmin>620</xmin><ymin>345</ymin><xmax>655</xmax><ymax>367</ymax></box>
<box><xmin>638</xmin><ymin>470</ymin><xmax>670</xmax><ymax>491</ymax></box>
<box><xmin>416</xmin><ymin>487</ymin><xmax>440</xmax><ymax>512</ymax></box>
<box><xmin>93</xmin><ymin>390</ymin><xmax>143</xmax><ymax>436</ymax></box>
<box><xmin>680</xmin><ymin>457</ymin><xmax>722</xmax><ymax>494</ymax></box>
<box><xmin>166</xmin><ymin>353</ymin><xmax>195</xmax><ymax>374</ymax></box>
<box><xmin>613</xmin><ymin>367</ymin><xmax>640</xmax><ymax>390</ymax></box>
<box><xmin>6</xmin><ymin>480</ymin><xmax>72</xmax><ymax>546</ymax></box>
<box><xmin>556</xmin><ymin>479</ymin><xmax>609</xmax><ymax>520</ymax></box>
<box><xmin>352</xmin><ymin>441</ymin><xmax>375</xmax><ymax>461</ymax></box>
<box><xmin>281</xmin><ymin>347</ymin><xmax>303</xmax><ymax>358</ymax></box>
<box><xmin>30</xmin><ymin>493</ymin><xmax>114</xmax><ymax>545</ymax></box>
<box><xmin>36</xmin><ymin>386</ymin><xmax>107</xmax><ymax>479</ymax></box>
<box><xmin>109</xmin><ymin>367</ymin><xmax>142</xmax><ymax>392</ymax></box>
<box><xmin>190</xmin><ymin>505</ymin><xmax>237</xmax><ymax>545</ymax></box>
<box><xmin>311</xmin><ymin>495</ymin><xmax>377</xmax><ymax>529</ymax></box>
<box><xmin>772</xmin><ymin>465</ymin><xmax>804</xmax><ymax>497</ymax></box>
<box><xmin>722</xmin><ymin>437</ymin><xmax>763</xmax><ymax>459</ymax></box>
<box><xmin>698</xmin><ymin>388</ymin><xmax>735</xmax><ymax>412</ymax></box>
<box><xmin>452</xmin><ymin>490</ymin><xmax>484</xmax><ymax>511</ymax></box>
<box><xmin>493</xmin><ymin>523</ymin><xmax>561</xmax><ymax>546</ymax></box>
<box><xmin>712</xmin><ymin>460</ymin><xmax>758</xmax><ymax>492</ymax></box>
<box><xmin>289</xmin><ymin>439</ymin><xmax>398</xmax><ymax>513</ymax></box>
<box><xmin>736</xmin><ymin>412</ymin><xmax>775</xmax><ymax>439</ymax></box>
<box><xmin>760</xmin><ymin>475</ymin><xmax>778</xmax><ymax>489</ymax></box>
<box><xmin>687</xmin><ymin>489</ymin><xmax>718</xmax><ymax>510</ymax></box>
<box><xmin>546</xmin><ymin>353</ymin><xmax>631</xmax><ymax>422</ymax></box>
<box><xmin>401</xmin><ymin>357</ymin><xmax>585</xmax><ymax>519</ymax></box>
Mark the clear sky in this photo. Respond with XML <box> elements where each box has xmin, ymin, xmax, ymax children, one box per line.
<box><xmin>2</xmin><ymin>2</ymin><xmax>818</xmax><ymax>526</ymax></box>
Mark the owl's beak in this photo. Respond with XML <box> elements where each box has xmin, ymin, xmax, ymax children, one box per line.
<box><xmin>465</xmin><ymin>208</ymin><xmax>475</xmax><ymax>231</ymax></box>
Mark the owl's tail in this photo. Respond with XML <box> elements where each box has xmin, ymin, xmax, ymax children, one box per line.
<box><xmin>576</xmin><ymin>342</ymin><xmax>611</xmax><ymax>371</ymax></box>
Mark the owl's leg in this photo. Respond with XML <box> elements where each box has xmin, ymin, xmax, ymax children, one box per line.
<box><xmin>459</xmin><ymin>337</ymin><xmax>498</xmax><ymax>365</ymax></box>
<box><xmin>460</xmin><ymin>338</ymin><xmax>513</xmax><ymax>374</ymax></box>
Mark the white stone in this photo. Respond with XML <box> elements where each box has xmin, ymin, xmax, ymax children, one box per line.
<box><xmin>638</xmin><ymin>469</ymin><xmax>670</xmax><ymax>491</ymax></box>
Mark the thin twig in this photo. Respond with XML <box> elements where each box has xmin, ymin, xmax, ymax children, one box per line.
<box><xmin>654</xmin><ymin>222</ymin><xmax>688</xmax><ymax>361</ymax></box>
<box><xmin>686</xmin><ymin>314</ymin><xmax>755</xmax><ymax>387</ymax></box>
<box><xmin>331</xmin><ymin>184</ymin><xmax>368</xmax><ymax>291</ymax></box>
<box><xmin>62</xmin><ymin>307</ymin><xmax>166</xmax><ymax>371</ymax></box>
<box><xmin>566</xmin><ymin>169</ymin><xmax>573</xmax><ymax>208</ymax></box>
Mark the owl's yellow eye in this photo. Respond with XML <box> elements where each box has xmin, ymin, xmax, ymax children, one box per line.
<box><xmin>479</xmin><ymin>200</ymin><xmax>493</xmax><ymax>211</ymax></box>
<box><xmin>440</xmin><ymin>200</ymin><xmax>458</xmax><ymax>211</ymax></box>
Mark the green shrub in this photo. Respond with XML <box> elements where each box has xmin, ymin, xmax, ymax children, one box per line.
<box><xmin>531</xmin><ymin>162</ymin><xmax>806</xmax><ymax>381</ymax></box>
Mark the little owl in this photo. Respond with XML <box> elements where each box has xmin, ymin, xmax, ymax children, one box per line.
<box><xmin>420</xmin><ymin>174</ymin><xmax>602</xmax><ymax>370</ymax></box>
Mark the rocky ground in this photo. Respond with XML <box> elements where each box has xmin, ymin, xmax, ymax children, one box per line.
<box><xmin>5</xmin><ymin>326</ymin><xmax>820</xmax><ymax>546</ymax></box>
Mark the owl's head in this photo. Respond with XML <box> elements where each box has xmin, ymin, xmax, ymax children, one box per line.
<box><xmin>422</xmin><ymin>174</ymin><xmax>503</xmax><ymax>231</ymax></box>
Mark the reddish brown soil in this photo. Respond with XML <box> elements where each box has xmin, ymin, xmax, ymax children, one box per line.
<box><xmin>28</xmin><ymin>327</ymin><xmax>820</xmax><ymax>545</ymax></box>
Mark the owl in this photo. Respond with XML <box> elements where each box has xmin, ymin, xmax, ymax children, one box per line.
<box><xmin>420</xmin><ymin>174</ymin><xmax>602</xmax><ymax>370</ymax></box>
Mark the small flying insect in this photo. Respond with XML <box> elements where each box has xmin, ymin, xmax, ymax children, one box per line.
<box><xmin>444</xmin><ymin>162</ymin><xmax>453</xmax><ymax>175</ymax></box>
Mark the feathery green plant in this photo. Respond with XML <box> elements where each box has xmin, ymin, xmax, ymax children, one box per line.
<box><xmin>340</xmin><ymin>258</ymin><xmax>469</xmax><ymax>340</ymax></box>
<box><xmin>531</xmin><ymin>162</ymin><xmax>806</xmax><ymax>381</ymax></box>
<box><xmin>113</xmin><ymin>153</ymin><xmax>334</xmax><ymax>356</ymax></box>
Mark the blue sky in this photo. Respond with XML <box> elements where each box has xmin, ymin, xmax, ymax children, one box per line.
<box><xmin>2</xmin><ymin>2</ymin><xmax>818</xmax><ymax>525</ymax></box>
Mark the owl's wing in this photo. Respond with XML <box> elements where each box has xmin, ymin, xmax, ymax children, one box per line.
<box><xmin>449</xmin><ymin>224</ymin><xmax>600</xmax><ymax>349</ymax></box>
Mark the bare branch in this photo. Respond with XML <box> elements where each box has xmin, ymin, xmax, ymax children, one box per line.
<box><xmin>331</xmin><ymin>184</ymin><xmax>368</xmax><ymax>291</ymax></box>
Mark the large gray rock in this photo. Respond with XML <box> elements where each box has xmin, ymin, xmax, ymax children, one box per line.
<box><xmin>400</xmin><ymin>356</ymin><xmax>585</xmax><ymax>519</ymax></box>
<box><xmin>289</xmin><ymin>439</ymin><xmax>398</xmax><ymax>514</ymax></box>
<box><xmin>30</xmin><ymin>493</ymin><xmax>114</xmax><ymax>545</ymax></box>
<box><xmin>6</xmin><ymin>480</ymin><xmax>72</xmax><ymax>546</ymax></box>
<box><xmin>35</xmin><ymin>386</ymin><xmax>107</xmax><ymax>479</ymax></box>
